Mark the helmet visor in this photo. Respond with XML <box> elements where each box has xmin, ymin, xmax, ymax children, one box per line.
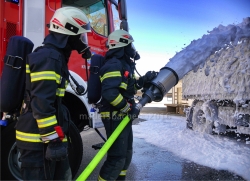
<box><xmin>82</xmin><ymin>22</ymin><xmax>91</xmax><ymax>32</ymax></box>
<box><xmin>80</xmin><ymin>33</ymin><xmax>88</xmax><ymax>45</ymax></box>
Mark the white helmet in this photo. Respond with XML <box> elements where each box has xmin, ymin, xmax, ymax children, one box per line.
<box><xmin>49</xmin><ymin>7</ymin><xmax>91</xmax><ymax>35</ymax></box>
<box><xmin>108</xmin><ymin>30</ymin><xmax>134</xmax><ymax>49</ymax></box>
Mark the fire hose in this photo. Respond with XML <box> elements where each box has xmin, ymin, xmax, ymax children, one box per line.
<box><xmin>76</xmin><ymin>115</ymin><xmax>130</xmax><ymax>180</ymax></box>
<box><xmin>76</xmin><ymin>95</ymin><xmax>151</xmax><ymax>181</ymax></box>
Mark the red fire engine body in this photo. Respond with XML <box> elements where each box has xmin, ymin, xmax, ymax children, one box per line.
<box><xmin>0</xmin><ymin>0</ymin><xmax>128</xmax><ymax>179</ymax></box>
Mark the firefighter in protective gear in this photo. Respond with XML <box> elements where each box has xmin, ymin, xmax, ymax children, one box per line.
<box><xmin>15</xmin><ymin>7</ymin><xmax>91</xmax><ymax>180</ymax></box>
<box><xmin>98</xmin><ymin>29</ymin><xmax>157</xmax><ymax>180</ymax></box>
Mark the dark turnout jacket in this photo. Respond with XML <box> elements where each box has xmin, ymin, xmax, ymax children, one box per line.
<box><xmin>99</xmin><ymin>49</ymin><xmax>140</xmax><ymax>118</ymax></box>
<box><xmin>16</xmin><ymin>43</ymin><xmax>69</xmax><ymax>150</ymax></box>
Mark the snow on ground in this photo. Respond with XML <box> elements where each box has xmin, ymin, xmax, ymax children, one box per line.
<box><xmin>132</xmin><ymin>114</ymin><xmax>250</xmax><ymax>180</ymax></box>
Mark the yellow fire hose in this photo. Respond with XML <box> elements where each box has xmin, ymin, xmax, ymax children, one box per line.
<box><xmin>76</xmin><ymin>115</ymin><xmax>130</xmax><ymax>181</ymax></box>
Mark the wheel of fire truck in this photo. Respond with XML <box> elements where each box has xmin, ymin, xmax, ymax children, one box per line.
<box><xmin>191</xmin><ymin>101</ymin><xmax>213</xmax><ymax>134</ymax></box>
<box><xmin>1</xmin><ymin>121</ymin><xmax>83</xmax><ymax>180</ymax></box>
<box><xmin>63</xmin><ymin>92</ymin><xmax>89</xmax><ymax>132</ymax></box>
<box><xmin>68</xmin><ymin>120</ymin><xmax>83</xmax><ymax>178</ymax></box>
<box><xmin>1</xmin><ymin>119</ymin><xmax>17</xmax><ymax>180</ymax></box>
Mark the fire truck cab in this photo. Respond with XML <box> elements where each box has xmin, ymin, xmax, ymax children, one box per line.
<box><xmin>0</xmin><ymin>0</ymin><xmax>128</xmax><ymax>179</ymax></box>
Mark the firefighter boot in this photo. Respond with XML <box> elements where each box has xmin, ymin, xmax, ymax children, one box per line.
<box><xmin>116</xmin><ymin>170</ymin><xmax>127</xmax><ymax>180</ymax></box>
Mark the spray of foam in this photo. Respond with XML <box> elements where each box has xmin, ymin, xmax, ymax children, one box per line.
<box><xmin>166</xmin><ymin>17</ymin><xmax>250</xmax><ymax>80</ymax></box>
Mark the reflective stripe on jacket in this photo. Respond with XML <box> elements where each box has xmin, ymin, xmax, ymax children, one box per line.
<box><xmin>99</xmin><ymin>57</ymin><xmax>136</xmax><ymax>114</ymax></box>
<box><xmin>16</xmin><ymin>46</ymin><xmax>69</xmax><ymax>150</ymax></box>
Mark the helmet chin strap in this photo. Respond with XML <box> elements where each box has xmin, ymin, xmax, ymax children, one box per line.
<box><xmin>80</xmin><ymin>46</ymin><xmax>89</xmax><ymax>54</ymax></box>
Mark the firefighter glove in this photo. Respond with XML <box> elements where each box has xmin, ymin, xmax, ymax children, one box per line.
<box><xmin>45</xmin><ymin>138</ymin><xmax>68</xmax><ymax>161</ymax></box>
<box><xmin>128</xmin><ymin>104</ymin><xmax>140</xmax><ymax>121</ymax></box>
<box><xmin>143</xmin><ymin>71</ymin><xmax>158</xmax><ymax>83</ymax></box>
<box><xmin>136</xmin><ymin>71</ymin><xmax>158</xmax><ymax>88</ymax></box>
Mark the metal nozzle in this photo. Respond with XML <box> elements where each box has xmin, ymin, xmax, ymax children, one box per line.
<box><xmin>136</xmin><ymin>67</ymin><xmax>179</xmax><ymax>109</ymax></box>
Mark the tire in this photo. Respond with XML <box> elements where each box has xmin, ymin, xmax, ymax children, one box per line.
<box><xmin>1</xmin><ymin>121</ymin><xmax>83</xmax><ymax>180</ymax></box>
<box><xmin>68</xmin><ymin>121</ymin><xmax>83</xmax><ymax>178</ymax></box>
<box><xmin>1</xmin><ymin>120</ymin><xmax>19</xmax><ymax>180</ymax></box>
<box><xmin>192</xmin><ymin>101</ymin><xmax>213</xmax><ymax>134</ymax></box>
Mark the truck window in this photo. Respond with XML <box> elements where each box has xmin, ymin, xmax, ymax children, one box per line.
<box><xmin>62</xmin><ymin>0</ymin><xmax>108</xmax><ymax>36</ymax></box>
<box><xmin>111</xmin><ymin>4</ymin><xmax>121</xmax><ymax>30</ymax></box>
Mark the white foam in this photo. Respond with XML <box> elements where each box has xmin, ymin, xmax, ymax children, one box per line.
<box><xmin>166</xmin><ymin>17</ymin><xmax>250</xmax><ymax>79</ymax></box>
<box><xmin>133</xmin><ymin>115</ymin><xmax>250</xmax><ymax>180</ymax></box>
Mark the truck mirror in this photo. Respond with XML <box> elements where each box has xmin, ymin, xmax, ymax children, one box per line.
<box><xmin>120</xmin><ymin>20</ymin><xmax>128</xmax><ymax>32</ymax></box>
<box><xmin>118</xmin><ymin>0</ymin><xmax>127</xmax><ymax>20</ymax></box>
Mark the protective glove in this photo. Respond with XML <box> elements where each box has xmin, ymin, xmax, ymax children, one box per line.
<box><xmin>81</xmin><ymin>47</ymin><xmax>92</xmax><ymax>59</ymax></box>
<box><xmin>45</xmin><ymin>137</ymin><xmax>68</xmax><ymax>161</ymax></box>
<box><xmin>128</xmin><ymin>104</ymin><xmax>140</xmax><ymax>121</ymax></box>
<box><xmin>143</xmin><ymin>71</ymin><xmax>158</xmax><ymax>83</ymax></box>
<box><xmin>136</xmin><ymin>71</ymin><xmax>158</xmax><ymax>89</ymax></box>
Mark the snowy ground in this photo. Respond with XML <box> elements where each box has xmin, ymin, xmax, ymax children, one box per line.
<box><xmin>133</xmin><ymin>114</ymin><xmax>250</xmax><ymax>181</ymax></box>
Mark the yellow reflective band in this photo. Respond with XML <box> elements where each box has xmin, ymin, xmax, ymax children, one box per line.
<box><xmin>119</xmin><ymin>170</ymin><xmax>127</xmax><ymax>176</ymax></box>
<box><xmin>40</xmin><ymin>131</ymin><xmax>57</xmax><ymax>137</ymax></box>
<box><xmin>113</xmin><ymin>111</ymin><xmax>118</xmax><ymax>116</ymax></box>
<box><xmin>121</xmin><ymin>103</ymin><xmax>130</xmax><ymax>113</ymax></box>
<box><xmin>41</xmin><ymin>132</ymin><xmax>58</xmax><ymax>142</ymax></box>
<box><xmin>110</xmin><ymin>94</ymin><xmax>123</xmax><ymax>106</ymax></box>
<box><xmin>26</xmin><ymin>64</ymin><xmax>30</xmax><ymax>73</ymax></box>
<box><xmin>16</xmin><ymin>130</ymin><xmax>42</xmax><ymax>142</ymax></box>
<box><xmin>100</xmin><ymin>112</ymin><xmax>110</xmax><ymax>118</ymax></box>
<box><xmin>30</xmin><ymin>71</ymin><xmax>60</xmax><ymax>83</ymax></box>
<box><xmin>119</xmin><ymin>82</ymin><xmax>127</xmax><ymax>89</ymax></box>
<box><xmin>37</xmin><ymin>115</ymin><xmax>57</xmax><ymax>128</ymax></box>
<box><xmin>56</xmin><ymin>88</ymin><xmax>65</xmax><ymax>97</ymax></box>
<box><xmin>98</xmin><ymin>175</ymin><xmax>106</xmax><ymax>181</ymax></box>
<box><xmin>100</xmin><ymin>71</ymin><xmax>121</xmax><ymax>82</ymax></box>
<box><xmin>41</xmin><ymin>132</ymin><xmax>68</xmax><ymax>143</ymax></box>
<box><xmin>100</xmin><ymin>111</ymin><xmax>125</xmax><ymax>118</ymax></box>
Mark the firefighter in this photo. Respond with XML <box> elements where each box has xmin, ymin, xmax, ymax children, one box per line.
<box><xmin>15</xmin><ymin>7</ymin><xmax>91</xmax><ymax>180</ymax></box>
<box><xmin>98</xmin><ymin>29</ymin><xmax>157</xmax><ymax>180</ymax></box>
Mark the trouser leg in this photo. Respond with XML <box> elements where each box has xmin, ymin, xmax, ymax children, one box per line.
<box><xmin>53</xmin><ymin>157</ymin><xmax>72</xmax><ymax>180</ymax></box>
<box><xmin>116</xmin><ymin>130</ymin><xmax>133</xmax><ymax>181</ymax></box>
<box><xmin>19</xmin><ymin>149</ymin><xmax>46</xmax><ymax>180</ymax></box>
<box><xmin>20</xmin><ymin>148</ymin><xmax>72</xmax><ymax>181</ymax></box>
<box><xmin>99</xmin><ymin>118</ymin><xmax>133</xmax><ymax>180</ymax></box>
<box><xmin>123</xmin><ymin>129</ymin><xmax>133</xmax><ymax>169</ymax></box>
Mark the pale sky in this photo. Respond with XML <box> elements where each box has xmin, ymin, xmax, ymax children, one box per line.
<box><xmin>126</xmin><ymin>0</ymin><xmax>250</xmax><ymax>75</ymax></box>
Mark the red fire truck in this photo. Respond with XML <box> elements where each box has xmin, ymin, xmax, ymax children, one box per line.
<box><xmin>0</xmin><ymin>0</ymin><xmax>128</xmax><ymax>179</ymax></box>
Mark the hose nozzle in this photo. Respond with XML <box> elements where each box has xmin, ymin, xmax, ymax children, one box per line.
<box><xmin>136</xmin><ymin>67</ymin><xmax>179</xmax><ymax>109</ymax></box>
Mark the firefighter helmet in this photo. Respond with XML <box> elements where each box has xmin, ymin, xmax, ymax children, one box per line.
<box><xmin>49</xmin><ymin>7</ymin><xmax>91</xmax><ymax>35</ymax></box>
<box><xmin>108</xmin><ymin>30</ymin><xmax>134</xmax><ymax>49</ymax></box>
